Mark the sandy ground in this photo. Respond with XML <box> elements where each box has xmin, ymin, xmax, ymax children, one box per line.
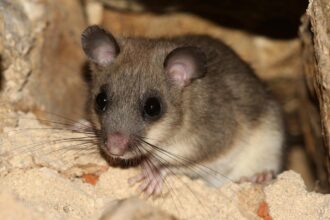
<box><xmin>0</xmin><ymin>113</ymin><xmax>330</xmax><ymax>220</ymax></box>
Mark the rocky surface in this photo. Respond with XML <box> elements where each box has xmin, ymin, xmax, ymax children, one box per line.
<box><xmin>100</xmin><ymin>197</ymin><xmax>177</xmax><ymax>220</ymax></box>
<box><xmin>299</xmin><ymin>0</ymin><xmax>330</xmax><ymax>190</ymax></box>
<box><xmin>0</xmin><ymin>0</ymin><xmax>88</xmax><ymax>128</ymax></box>
<box><xmin>1</xmin><ymin>0</ymin><xmax>329</xmax><ymax>219</ymax></box>
<box><xmin>0</xmin><ymin>114</ymin><xmax>330</xmax><ymax>220</ymax></box>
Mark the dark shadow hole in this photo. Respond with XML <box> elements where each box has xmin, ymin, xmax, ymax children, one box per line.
<box><xmin>105</xmin><ymin>0</ymin><xmax>309</xmax><ymax>39</ymax></box>
<box><xmin>0</xmin><ymin>56</ymin><xmax>3</xmax><ymax>92</ymax></box>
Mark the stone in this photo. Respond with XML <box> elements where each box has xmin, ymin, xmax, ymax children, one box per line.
<box><xmin>100</xmin><ymin>197</ymin><xmax>177</xmax><ymax>220</ymax></box>
<box><xmin>300</xmin><ymin>0</ymin><xmax>330</xmax><ymax>191</ymax></box>
<box><xmin>0</xmin><ymin>0</ymin><xmax>88</xmax><ymax>128</ymax></box>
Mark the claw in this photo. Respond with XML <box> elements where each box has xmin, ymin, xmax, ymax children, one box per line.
<box><xmin>139</xmin><ymin>179</ymin><xmax>150</xmax><ymax>192</ymax></box>
<box><xmin>128</xmin><ymin>172</ymin><xmax>145</xmax><ymax>186</ymax></box>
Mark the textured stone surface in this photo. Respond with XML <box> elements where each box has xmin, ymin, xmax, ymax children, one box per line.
<box><xmin>100</xmin><ymin>197</ymin><xmax>177</xmax><ymax>220</ymax></box>
<box><xmin>0</xmin><ymin>113</ymin><xmax>329</xmax><ymax>220</ymax></box>
<box><xmin>300</xmin><ymin>0</ymin><xmax>330</xmax><ymax>191</ymax></box>
<box><xmin>0</xmin><ymin>112</ymin><xmax>106</xmax><ymax>174</ymax></box>
<box><xmin>265</xmin><ymin>171</ymin><xmax>330</xmax><ymax>219</ymax></box>
<box><xmin>0</xmin><ymin>192</ymin><xmax>47</xmax><ymax>220</ymax></box>
<box><xmin>98</xmin><ymin>0</ymin><xmax>308</xmax><ymax>38</ymax></box>
<box><xmin>0</xmin><ymin>0</ymin><xmax>88</xmax><ymax>126</ymax></box>
<box><xmin>0</xmin><ymin>156</ymin><xmax>329</xmax><ymax>220</ymax></box>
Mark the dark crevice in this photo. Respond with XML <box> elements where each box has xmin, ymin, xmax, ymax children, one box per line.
<box><xmin>0</xmin><ymin>56</ymin><xmax>3</xmax><ymax>92</ymax></box>
<box><xmin>105</xmin><ymin>0</ymin><xmax>309</xmax><ymax>39</ymax></box>
<box><xmin>18</xmin><ymin>70</ymin><xmax>32</xmax><ymax>92</ymax></box>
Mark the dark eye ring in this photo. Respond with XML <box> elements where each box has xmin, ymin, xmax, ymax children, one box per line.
<box><xmin>95</xmin><ymin>91</ymin><xmax>108</xmax><ymax>112</ymax></box>
<box><xmin>143</xmin><ymin>97</ymin><xmax>162</xmax><ymax>120</ymax></box>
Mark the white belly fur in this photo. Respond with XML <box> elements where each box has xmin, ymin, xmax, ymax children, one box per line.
<box><xmin>146</xmin><ymin>106</ymin><xmax>284</xmax><ymax>187</ymax></box>
<box><xmin>202</xmin><ymin>110</ymin><xmax>284</xmax><ymax>187</ymax></box>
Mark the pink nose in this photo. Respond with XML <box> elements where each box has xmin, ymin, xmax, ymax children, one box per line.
<box><xmin>106</xmin><ymin>132</ymin><xmax>129</xmax><ymax>156</ymax></box>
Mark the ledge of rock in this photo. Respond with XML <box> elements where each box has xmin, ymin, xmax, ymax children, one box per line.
<box><xmin>0</xmin><ymin>113</ymin><xmax>329</xmax><ymax>220</ymax></box>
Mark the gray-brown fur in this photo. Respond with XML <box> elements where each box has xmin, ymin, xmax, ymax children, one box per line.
<box><xmin>82</xmin><ymin>26</ymin><xmax>284</xmax><ymax>182</ymax></box>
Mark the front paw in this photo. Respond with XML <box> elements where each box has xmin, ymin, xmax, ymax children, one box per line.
<box><xmin>128</xmin><ymin>162</ymin><xmax>167</xmax><ymax>197</ymax></box>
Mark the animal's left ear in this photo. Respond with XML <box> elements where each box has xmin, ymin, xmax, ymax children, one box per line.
<box><xmin>164</xmin><ymin>46</ymin><xmax>207</xmax><ymax>87</ymax></box>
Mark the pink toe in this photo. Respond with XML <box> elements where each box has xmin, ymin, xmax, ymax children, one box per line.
<box><xmin>128</xmin><ymin>173</ymin><xmax>146</xmax><ymax>186</ymax></box>
<box><xmin>139</xmin><ymin>180</ymin><xmax>150</xmax><ymax>192</ymax></box>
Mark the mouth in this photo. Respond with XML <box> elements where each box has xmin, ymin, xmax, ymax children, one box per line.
<box><xmin>101</xmin><ymin>146</ymin><xmax>146</xmax><ymax>168</ymax></box>
<box><xmin>102</xmin><ymin>144</ymin><xmax>139</xmax><ymax>160</ymax></box>
<box><xmin>107</xmin><ymin>152</ymin><xmax>123</xmax><ymax>157</ymax></box>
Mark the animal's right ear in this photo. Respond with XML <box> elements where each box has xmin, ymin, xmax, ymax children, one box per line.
<box><xmin>81</xmin><ymin>25</ymin><xmax>120</xmax><ymax>66</ymax></box>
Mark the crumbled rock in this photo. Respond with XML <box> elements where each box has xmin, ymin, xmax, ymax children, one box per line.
<box><xmin>265</xmin><ymin>171</ymin><xmax>330</xmax><ymax>219</ymax></box>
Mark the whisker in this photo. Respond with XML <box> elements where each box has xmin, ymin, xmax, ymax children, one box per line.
<box><xmin>135</xmin><ymin>144</ymin><xmax>183</xmax><ymax>215</ymax></box>
<box><xmin>44</xmin><ymin>143</ymin><xmax>99</xmax><ymax>160</ymax></box>
<box><xmin>0</xmin><ymin>116</ymin><xmax>86</xmax><ymax>130</ymax></box>
<box><xmin>2</xmin><ymin>136</ymin><xmax>98</xmax><ymax>158</ymax></box>
<box><xmin>134</xmin><ymin>135</ymin><xmax>260</xmax><ymax>218</ymax></box>
<box><xmin>28</xmin><ymin>110</ymin><xmax>91</xmax><ymax>129</ymax></box>
<box><xmin>6</xmin><ymin>127</ymin><xmax>99</xmax><ymax>136</ymax></box>
<box><xmin>136</xmin><ymin>136</ymin><xmax>233</xmax><ymax>184</ymax></box>
<box><xmin>138</xmin><ymin>143</ymin><xmax>212</xmax><ymax>219</ymax></box>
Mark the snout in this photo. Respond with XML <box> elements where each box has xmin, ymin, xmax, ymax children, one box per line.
<box><xmin>105</xmin><ymin>132</ymin><xmax>129</xmax><ymax>156</ymax></box>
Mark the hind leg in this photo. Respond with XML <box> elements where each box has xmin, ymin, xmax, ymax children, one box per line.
<box><xmin>238</xmin><ymin>170</ymin><xmax>275</xmax><ymax>184</ymax></box>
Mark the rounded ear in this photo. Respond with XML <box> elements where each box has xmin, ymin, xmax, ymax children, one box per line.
<box><xmin>81</xmin><ymin>25</ymin><xmax>120</xmax><ymax>66</ymax></box>
<box><xmin>164</xmin><ymin>46</ymin><xmax>207</xmax><ymax>87</ymax></box>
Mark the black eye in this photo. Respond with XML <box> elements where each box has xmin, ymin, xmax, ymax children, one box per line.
<box><xmin>95</xmin><ymin>91</ymin><xmax>108</xmax><ymax>112</ymax></box>
<box><xmin>143</xmin><ymin>97</ymin><xmax>162</xmax><ymax>120</ymax></box>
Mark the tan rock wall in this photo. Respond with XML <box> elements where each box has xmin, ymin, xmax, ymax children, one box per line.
<box><xmin>0</xmin><ymin>0</ymin><xmax>88</xmax><ymax>127</ymax></box>
<box><xmin>300</xmin><ymin>0</ymin><xmax>330</xmax><ymax>191</ymax></box>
